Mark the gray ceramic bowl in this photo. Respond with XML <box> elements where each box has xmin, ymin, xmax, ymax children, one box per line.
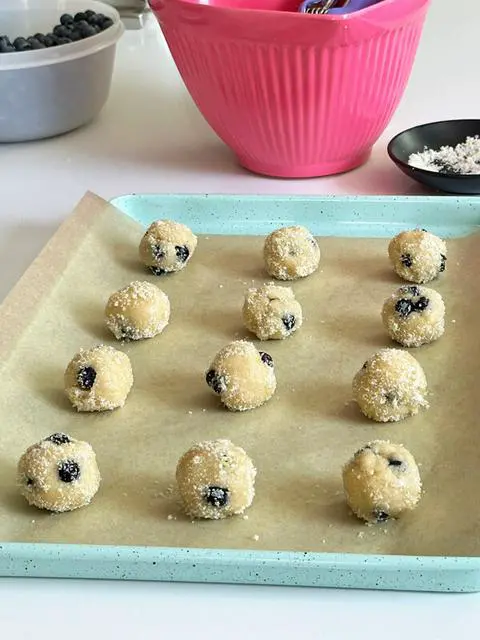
<box><xmin>0</xmin><ymin>0</ymin><xmax>124</xmax><ymax>142</ymax></box>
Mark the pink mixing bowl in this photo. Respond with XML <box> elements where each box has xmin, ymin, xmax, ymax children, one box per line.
<box><xmin>150</xmin><ymin>0</ymin><xmax>431</xmax><ymax>178</ymax></box>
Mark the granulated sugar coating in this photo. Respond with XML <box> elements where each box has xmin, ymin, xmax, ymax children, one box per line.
<box><xmin>105</xmin><ymin>280</ymin><xmax>170</xmax><ymax>341</ymax></box>
<box><xmin>263</xmin><ymin>225</ymin><xmax>320</xmax><ymax>280</ymax></box>
<box><xmin>242</xmin><ymin>282</ymin><xmax>303</xmax><ymax>340</ymax></box>
<box><xmin>64</xmin><ymin>345</ymin><xmax>133</xmax><ymax>412</ymax></box>
<box><xmin>388</xmin><ymin>229</ymin><xmax>447</xmax><ymax>284</ymax></box>
<box><xmin>342</xmin><ymin>440</ymin><xmax>422</xmax><ymax>523</ymax></box>
<box><xmin>176</xmin><ymin>439</ymin><xmax>256</xmax><ymax>519</ymax></box>
<box><xmin>382</xmin><ymin>285</ymin><xmax>445</xmax><ymax>348</ymax></box>
<box><xmin>205</xmin><ymin>340</ymin><xmax>276</xmax><ymax>411</ymax></box>
<box><xmin>408</xmin><ymin>136</ymin><xmax>480</xmax><ymax>174</ymax></box>
<box><xmin>352</xmin><ymin>349</ymin><xmax>429</xmax><ymax>422</ymax></box>
<box><xmin>139</xmin><ymin>219</ymin><xmax>197</xmax><ymax>276</ymax></box>
<box><xmin>17</xmin><ymin>433</ymin><xmax>101</xmax><ymax>512</ymax></box>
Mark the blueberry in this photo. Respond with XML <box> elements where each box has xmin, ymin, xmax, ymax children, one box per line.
<box><xmin>0</xmin><ymin>36</ymin><xmax>13</xmax><ymax>53</ymax></box>
<box><xmin>27</xmin><ymin>37</ymin><xmax>46</xmax><ymax>50</ymax></box>
<box><xmin>259</xmin><ymin>351</ymin><xmax>274</xmax><ymax>367</ymax></box>
<box><xmin>87</xmin><ymin>12</ymin><xmax>104</xmax><ymax>26</ymax></box>
<box><xmin>439</xmin><ymin>254</ymin><xmax>447</xmax><ymax>273</ymax></box>
<box><xmin>152</xmin><ymin>245</ymin><xmax>165</xmax><ymax>260</ymax></box>
<box><xmin>150</xmin><ymin>266</ymin><xmax>166</xmax><ymax>276</ymax></box>
<box><xmin>175</xmin><ymin>245</ymin><xmax>190</xmax><ymax>263</ymax></box>
<box><xmin>400</xmin><ymin>253</ymin><xmax>412</xmax><ymax>268</ymax></box>
<box><xmin>56</xmin><ymin>36</ymin><xmax>72</xmax><ymax>46</ymax></box>
<box><xmin>74</xmin><ymin>12</ymin><xmax>88</xmax><ymax>22</ymax></box>
<box><xmin>85</xmin><ymin>10</ymin><xmax>97</xmax><ymax>20</ymax></box>
<box><xmin>60</xmin><ymin>13</ymin><xmax>75</xmax><ymax>26</ymax></box>
<box><xmin>405</xmin><ymin>285</ymin><xmax>420</xmax><ymax>296</ymax></box>
<box><xmin>58</xmin><ymin>460</ymin><xmax>81</xmax><ymax>483</ymax></box>
<box><xmin>13</xmin><ymin>37</ymin><xmax>31</xmax><ymax>52</ymax></box>
<box><xmin>76</xmin><ymin>20</ymin><xmax>97</xmax><ymax>38</ymax></box>
<box><xmin>373</xmin><ymin>510</ymin><xmax>389</xmax><ymax>522</ymax></box>
<box><xmin>395</xmin><ymin>298</ymin><xmax>414</xmax><ymax>318</ymax></box>
<box><xmin>77</xmin><ymin>366</ymin><xmax>97</xmax><ymax>390</ymax></box>
<box><xmin>68</xmin><ymin>30</ymin><xmax>83</xmax><ymax>42</ymax></box>
<box><xmin>388</xmin><ymin>458</ymin><xmax>405</xmax><ymax>469</ymax></box>
<box><xmin>100</xmin><ymin>17</ymin><xmax>114</xmax><ymax>30</ymax></box>
<box><xmin>206</xmin><ymin>370</ymin><xmax>226</xmax><ymax>394</ymax></box>
<box><xmin>45</xmin><ymin>433</ymin><xmax>71</xmax><ymax>445</ymax></box>
<box><xmin>34</xmin><ymin>33</ymin><xmax>47</xmax><ymax>43</ymax></box>
<box><xmin>53</xmin><ymin>25</ymin><xmax>72</xmax><ymax>38</ymax></box>
<box><xmin>0</xmin><ymin>41</ymin><xmax>15</xmax><ymax>53</ymax></box>
<box><xmin>119</xmin><ymin>324</ymin><xmax>136</xmax><ymax>341</ymax></box>
<box><xmin>414</xmin><ymin>296</ymin><xmax>429</xmax><ymax>311</ymax></box>
<box><xmin>44</xmin><ymin>34</ymin><xmax>57</xmax><ymax>47</ymax></box>
<box><xmin>384</xmin><ymin>391</ymin><xmax>397</xmax><ymax>403</ymax></box>
<box><xmin>204</xmin><ymin>486</ymin><xmax>229</xmax><ymax>508</ymax></box>
<box><xmin>282</xmin><ymin>314</ymin><xmax>295</xmax><ymax>331</ymax></box>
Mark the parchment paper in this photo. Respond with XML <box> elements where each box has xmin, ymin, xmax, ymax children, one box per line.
<box><xmin>0</xmin><ymin>192</ymin><xmax>479</xmax><ymax>557</ymax></box>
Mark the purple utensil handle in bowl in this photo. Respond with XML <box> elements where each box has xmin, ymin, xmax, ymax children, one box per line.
<box><xmin>298</xmin><ymin>0</ymin><xmax>382</xmax><ymax>14</ymax></box>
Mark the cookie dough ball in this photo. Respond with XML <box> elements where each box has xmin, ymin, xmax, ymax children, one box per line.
<box><xmin>64</xmin><ymin>345</ymin><xmax>133</xmax><ymax>412</ymax></box>
<box><xmin>382</xmin><ymin>285</ymin><xmax>445</xmax><ymax>348</ymax></box>
<box><xmin>139</xmin><ymin>220</ymin><xmax>197</xmax><ymax>275</ymax></box>
<box><xmin>264</xmin><ymin>225</ymin><xmax>320</xmax><ymax>280</ymax></box>
<box><xmin>17</xmin><ymin>433</ymin><xmax>101</xmax><ymax>512</ymax></box>
<box><xmin>388</xmin><ymin>229</ymin><xmax>447</xmax><ymax>284</ymax></box>
<box><xmin>352</xmin><ymin>349</ymin><xmax>429</xmax><ymax>422</ymax></box>
<box><xmin>243</xmin><ymin>283</ymin><xmax>303</xmax><ymax>340</ymax></box>
<box><xmin>176</xmin><ymin>439</ymin><xmax>256</xmax><ymax>519</ymax></box>
<box><xmin>342</xmin><ymin>440</ymin><xmax>422</xmax><ymax>523</ymax></box>
<box><xmin>205</xmin><ymin>340</ymin><xmax>276</xmax><ymax>411</ymax></box>
<box><xmin>105</xmin><ymin>281</ymin><xmax>170</xmax><ymax>341</ymax></box>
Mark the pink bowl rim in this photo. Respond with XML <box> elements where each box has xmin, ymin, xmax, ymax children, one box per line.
<box><xmin>149</xmin><ymin>0</ymin><xmax>429</xmax><ymax>22</ymax></box>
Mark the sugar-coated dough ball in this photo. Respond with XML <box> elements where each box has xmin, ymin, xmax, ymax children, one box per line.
<box><xmin>176</xmin><ymin>439</ymin><xmax>256</xmax><ymax>519</ymax></box>
<box><xmin>264</xmin><ymin>225</ymin><xmax>320</xmax><ymax>280</ymax></box>
<box><xmin>105</xmin><ymin>281</ymin><xmax>170</xmax><ymax>341</ymax></box>
<box><xmin>388</xmin><ymin>229</ymin><xmax>447</xmax><ymax>284</ymax></box>
<box><xmin>205</xmin><ymin>340</ymin><xmax>276</xmax><ymax>411</ymax></box>
<box><xmin>382</xmin><ymin>285</ymin><xmax>445</xmax><ymax>347</ymax></box>
<box><xmin>64</xmin><ymin>345</ymin><xmax>133</xmax><ymax>412</ymax></box>
<box><xmin>139</xmin><ymin>219</ymin><xmax>197</xmax><ymax>275</ymax></box>
<box><xmin>17</xmin><ymin>433</ymin><xmax>101</xmax><ymax>512</ymax></box>
<box><xmin>352</xmin><ymin>349</ymin><xmax>428</xmax><ymax>422</ymax></box>
<box><xmin>243</xmin><ymin>283</ymin><xmax>303</xmax><ymax>340</ymax></box>
<box><xmin>342</xmin><ymin>440</ymin><xmax>422</xmax><ymax>523</ymax></box>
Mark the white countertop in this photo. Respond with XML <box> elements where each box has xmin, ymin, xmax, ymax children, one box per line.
<box><xmin>1</xmin><ymin>1</ymin><xmax>479</xmax><ymax>636</ymax></box>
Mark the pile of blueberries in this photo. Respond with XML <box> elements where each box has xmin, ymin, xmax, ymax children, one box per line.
<box><xmin>0</xmin><ymin>10</ymin><xmax>114</xmax><ymax>53</ymax></box>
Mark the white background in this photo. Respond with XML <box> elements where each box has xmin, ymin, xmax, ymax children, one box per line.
<box><xmin>1</xmin><ymin>0</ymin><xmax>479</xmax><ymax>635</ymax></box>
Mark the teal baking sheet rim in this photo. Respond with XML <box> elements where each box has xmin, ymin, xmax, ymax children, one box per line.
<box><xmin>1</xmin><ymin>193</ymin><xmax>479</xmax><ymax>593</ymax></box>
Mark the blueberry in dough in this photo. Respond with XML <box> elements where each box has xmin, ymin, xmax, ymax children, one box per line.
<box><xmin>242</xmin><ymin>283</ymin><xmax>303</xmax><ymax>340</ymax></box>
<box><xmin>342</xmin><ymin>440</ymin><xmax>422</xmax><ymax>523</ymax></box>
<box><xmin>45</xmin><ymin>433</ymin><xmax>71</xmax><ymax>445</ymax></box>
<box><xmin>388</xmin><ymin>229</ymin><xmax>447</xmax><ymax>284</ymax></box>
<box><xmin>205</xmin><ymin>341</ymin><xmax>276</xmax><ymax>411</ymax></box>
<box><xmin>176</xmin><ymin>439</ymin><xmax>256</xmax><ymax>519</ymax></box>
<box><xmin>382</xmin><ymin>285</ymin><xmax>445</xmax><ymax>347</ymax></box>
<box><xmin>17</xmin><ymin>434</ymin><xmax>101</xmax><ymax>512</ymax></box>
<box><xmin>64</xmin><ymin>345</ymin><xmax>133</xmax><ymax>412</ymax></box>
<box><xmin>352</xmin><ymin>348</ymin><xmax>429</xmax><ymax>422</ymax></box>
<box><xmin>139</xmin><ymin>220</ymin><xmax>197</xmax><ymax>275</ymax></box>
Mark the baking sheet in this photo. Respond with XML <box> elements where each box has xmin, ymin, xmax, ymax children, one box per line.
<box><xmin>0</xmin><ymin>192</ymin><xmax>479</xmax><ymax>558</ymax></box>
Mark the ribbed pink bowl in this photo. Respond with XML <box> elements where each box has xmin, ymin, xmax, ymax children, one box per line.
<box><xmin>150</xmin><ymin>0</ymin><xmax>430</xmax><ymax>178</ymax></box>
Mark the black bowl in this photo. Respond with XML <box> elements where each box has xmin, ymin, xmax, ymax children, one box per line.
<box><xmin>387</xmin><ymin>119</ymin><xmax>480</xmax><ymax>195</ymax></box>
